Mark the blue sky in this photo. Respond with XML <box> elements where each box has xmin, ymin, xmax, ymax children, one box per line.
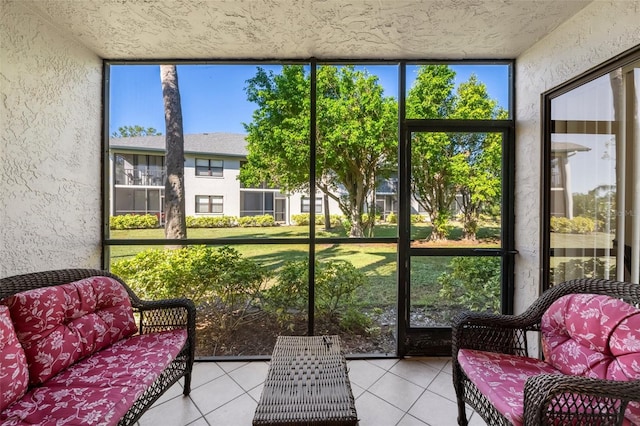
<box><xmin>109</xmin><ymin>63</ymin><xmax>510</xmax><ymax>135</ymax></box>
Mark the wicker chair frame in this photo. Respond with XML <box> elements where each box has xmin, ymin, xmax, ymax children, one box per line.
<box><xmin>452</xmin><ymin>277</ymin><xmax>640</xmax><ymax>426</ymax></box>
<box><xmin>0</xmin><ymin>268</ymin><xmax>196</xmax><ymax>426</ymax></box>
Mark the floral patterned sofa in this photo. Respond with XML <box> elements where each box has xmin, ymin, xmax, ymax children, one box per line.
<box><xmin>0</xmin><ymin>269</ymin><xmax>195</xmax><ymax>425</ymax></box>
<box><xmin>453</xmin><ymin>278</ymin><xmax>640</xmax><ymax>426</ymax></box>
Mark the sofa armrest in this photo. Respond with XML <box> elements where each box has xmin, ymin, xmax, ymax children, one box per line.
<box><xmin>132</xmin><ymin>297</ymin><xmax>196</xmax><ymax>334</ymax></box>
<box><xmin>523</xmin><ymin>374</ymin><xmax>640</xmax><ymax>426</ymax></box>
<box><xmin>452</xmin><ymin>311</ymin><xmax>539</xmax><ymax>358</ymax></box>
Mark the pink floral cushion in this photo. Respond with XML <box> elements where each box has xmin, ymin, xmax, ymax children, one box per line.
<box><xmin>458</xmin><ymin>348</ymin><xmax>561</xmax><ymax>425</ymax></box>
<box><xmin>541</xmin><ymin>294</ymin><xmax>640</xmax><ymax>380</ymax></box>
<box><xmin>0</xmin><ymin>305</ymin><xmax>29</xmax><ymax>411</ymax></box>
<box><xmin>0</xmin><ymin>329</ymin><xmax>187</xmax><ymax>425</ymax></box>
<box><xmin>1</xmin><ymin>276</ymin><xmax>138</xmax><ymax>385</ymax></box>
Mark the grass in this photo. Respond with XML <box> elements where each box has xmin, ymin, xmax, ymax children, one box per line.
<box><xmin>108</xmin><ymin>222</ymin><xmax>503</xmax><ymax>312</ymax></box>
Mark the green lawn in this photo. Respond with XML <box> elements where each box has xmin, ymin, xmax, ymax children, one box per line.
<box><xmin>108</xmin><ymin>223</ymin><xmax>502</xmax><ymax>310</ymax></box>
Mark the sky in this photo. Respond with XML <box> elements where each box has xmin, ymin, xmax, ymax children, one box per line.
<box><xmin>108</xmin><ymin>63</ymin><xmax>511</xmax><ymax>136</ymax></box>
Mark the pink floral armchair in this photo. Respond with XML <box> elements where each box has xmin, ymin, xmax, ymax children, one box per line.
<box><xmin>452</xmin><ymin>278</ymin><xmax>640</xmax><ymax>426</ymax></box>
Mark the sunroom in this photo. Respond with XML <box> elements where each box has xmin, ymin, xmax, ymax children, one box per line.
<box><xmin>1</xmin><ymin>1</ymin><xmax>639</xmax><ymax>425</ymax></box>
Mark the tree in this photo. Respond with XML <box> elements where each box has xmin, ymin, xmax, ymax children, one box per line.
<box><xmin>160</xmin><ymin>65</ymin><xmax>187</xmax><ymax>240</ymax></box>
<box><xmin>450</xmin><ymin>76</ymin><xmax>503</xmax><ymax>240</ymax></box>
<box><xmin>407</xmin><ymin>65</ymin><xmax>462</xmax><ymax>241</ymax></box>
<box><xmin>111</xmin><ymin>125</ymin><xmax>162</xmax><ymax>138</ymax></box>
<box><xmin>241</xmin><ymin>65</ymin><xmax>397</xmax><ymax>237</ymax></box>
<box><xmin>408</xmin><ymin>67</ymin><xmax>502</xmax><ymax>241</ymax></box>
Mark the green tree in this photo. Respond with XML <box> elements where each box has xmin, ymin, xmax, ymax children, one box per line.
<box><xmin>241</xmin><ymin>65</ymin><xmax>397</xmax><ymax>237</ymax></box>
<box><xmin>160</xmin><ymin>65</ymin><xmax>187</xmax><ymax>240</ymax></box>
<box><xmin>451</xmin><ymin>76</ymin><xmax>503</xmax><ymax>240</ymax></box>
<box><xmin>111</xmin><ymin>125</ymin><xmax>161</xmax><ymax>138</ymax></box>
<box><xmin>407</xmin><ymin>65</ymin><xmax>461</xmax><ymax>241</ymax></box>
<box><xmin>408</xmin><ymin>67</ymin><xmax>502</xmax><ymax>241</ymax></box>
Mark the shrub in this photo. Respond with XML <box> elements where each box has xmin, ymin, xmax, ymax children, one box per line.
<box><xmin>111</xmin><ymin>245</ymin><xmax>270</xmax><ymax>332</ymax></box>
<box><xmin>410</xmin><ymin>214</ymin><xmax>425</xmax><ymax>223</ymax></box>
<box><xmin>186</xmin><ymin>216</ymin><xmax>235</xmax><ymax>228</ymax></box>
<box><xmin>237</xmin><ymin>214</ymin><xmax>276</xmax><ymax>227</ymax></box>
<box><xmin>386</xmin><ymin>212</ymin><xmax>397</xmax><ymax>223</ymax></box>
<box><xmin>264</xmin><ymin>259</ymin><xmax>369</xmax><ymax>330</ymax></box>
<box><xmin>110</xmin><ymin>214</ymin><xmax>158</xmax><ymax>230</ymax></box>
<box><xmin>550</xmin><ymin>216</ymin><xmax>572</xmax><ymax>233</ymax></box>
<box><xmin>362</xmin><ymin>213</ymin><xmax>381</xmax><ymax>224</ymax></box>
<box><xmin>291</xmin><ymin>214</ymin><xmax>310</xmax><ymax>225</ymax></box>
<box><xmin>292</xmin><ymin>214</ymin><xmax>344</xmax><ymax>227</ymax></box>
<box><xmin>550</xmin><ymin>258</ymin><xmax>616</xmax><ymax>286</ymax></box>
<box><xmin>550</xmin><ymin>216</ymin><xmax>595</xmax><ymax>234</ymax></box>
<box><xmin>571</xmin><ymin>216</ymin><xmax>595</xmax><ymax>234</ymax></box>
<box><xmin>438</xmin><ymin>256</ymin><xmax>501</xmax><ymax>313</ymax></box>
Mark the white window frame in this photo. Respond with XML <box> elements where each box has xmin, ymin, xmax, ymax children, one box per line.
<box><xmin>195</xmin><ymin>158</ymin><xmax>223</xmax><ymax>177</ymax></box>
<box><xmin>196</xmin><ymin>195</ymin><xmax>224</xmax><ymax>214</ymax></box>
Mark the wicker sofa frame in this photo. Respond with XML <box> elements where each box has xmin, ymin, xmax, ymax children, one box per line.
<box><xmin>0</xmin><ymin>268</ymin><xmax>196</xmax><ymax>426</ymax></box>
<box><xmin>452</xmin><ymin>277</ymin><xmax>640</xmax><ymax>426</ymax></box>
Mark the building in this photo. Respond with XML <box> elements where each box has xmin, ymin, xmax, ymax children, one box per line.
<box><xmin>109</xmin><ymin>133</ymin><xmax>356</xmax><ymax>224</ymax></box>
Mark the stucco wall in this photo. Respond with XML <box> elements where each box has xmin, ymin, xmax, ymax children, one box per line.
<box><xmin>514</xmin><ymin>1</ymin><xmax>640</xmax><ymax>314</ymax></box>
<box><xmin>0</xmin><ymin>0</ymin><xmax>103</xmax><ymax>277</ymax></box>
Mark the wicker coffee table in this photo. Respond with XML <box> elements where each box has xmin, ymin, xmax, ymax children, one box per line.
<box><xmin>253</xmin><ymin>335</ymin><xmax>359</xmax><ymax>426</ymax></box>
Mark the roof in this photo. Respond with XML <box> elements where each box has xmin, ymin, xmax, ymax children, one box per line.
<box><xmin>551</xmin><ymin>141</ymin><xmax>591</xmax><ymax>153</ymax></box>
<box><xmin>109</xmin><ymin>133</ymin><xmax>248</xmax><ymax>157</ymax></box>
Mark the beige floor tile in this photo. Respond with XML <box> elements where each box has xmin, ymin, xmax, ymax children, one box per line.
<box><xmin>151</xmin><ymin>381</ymin><xmax>185</xmax><ymax>407</ymax></box>
<box><xmin>190</xmin><ymin>362</ymin><xmax>226</xmax><ymax>389</ymax></box>
<box><xmin>347</xmin><ymin>360</ymin><xmax>387</xmax><ymax>389</ymax></box>
<box><xmin>204</xmin><ymin>393</ymin><xmax>257</xmax><ymax>425</ymax></box>
<box><xmin>396</xmin><ymin>414</ymin><xmax>429</xmax><ymax>425</ymax></box>
<box><xmin>227</xmin><ymin>360</ymin><xmax>269</xmax><ymax>391</ymax></box>
<box><xmin>138</xmin><ymin>394</ymin><xmax>202</xmax><ymax>426</ymax></box>
<box><xmin>350</xmin><ymin>381</ymin><xmax>366</xmax><ymax>399</ymax></box>
<box><xmin>388</xmin><ymin>359</ymin><xmax>440</xmax><ymax>388</ymax></box>
<box><xmin>408</xmin><ymin>389</ymin><xmax>460</xmax><ymax>426</ymax></box>
<box><xmin>468</xmin><ymin>411</ymin><xmax>489</xmax><ymax>426</ymax></box>
<box><xmin>185</xmin><ymin>417</ymin><xmax>209</xmax><ymax>426</ymax></box>
<box><xmin>367</xmin><ymin>372</ymin><xmax>425</xmax><ymax>412</ymax></box>
<box><xmin>420</xmin><ymin>356</ymin><xmax>450</xmax><ymax>372</ymax></box>
<box><xmin>216</xmin><ymin>360</ymin><xmax>249</xmax><ymax>373</ymax></box>
<box><xmin>247</xmin><ymin>382</ymin><xmax>264</xmax><ymax>402</ymax></box>
<box><xmin>147</xmin><ymin>359</ymin><xmax>486</xmax><ymax>426</ymax></box>
<box><xmin>364</xmin><ymin>358</ymin><xmax>400</xmax><ymax>371</ymax></box>
<box><xmin>426</xmin><ymin>370</ymin><xmax>457</xmax><ymax>403</ymax></box>
<box><xmin>189</xmin><ymin>374</ymin><xmax>245</xmax><ymax>415</ymax></box>
<box><xmin>355</xmin><ymin>391</ymin><xmax>405</xmax><ymax>425</ymax></box>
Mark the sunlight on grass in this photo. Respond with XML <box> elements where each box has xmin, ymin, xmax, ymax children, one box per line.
<box><xmin>108</xmin><ymin>223</ymin><xmax>502</xmax><ymax>311</ymax></box>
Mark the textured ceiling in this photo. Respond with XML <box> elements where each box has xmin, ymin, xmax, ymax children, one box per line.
<box><xmin>22</xmin><ymin>0</ymin><xmax>593</xmax><ymax>60</ymax></box>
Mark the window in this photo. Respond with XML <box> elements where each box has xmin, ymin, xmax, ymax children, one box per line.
<box><xmin>195</xmin><ymin>159</ymin><xmax>223</xmax><ymax>177</ymax></box>
<box><xmin>301</xmin><ymin>197</ymin><xmax>322</xmax><ymax>213</ymax></box>
<box><xmin>240</xmin><ymin>191</ymin><xmax>274</xmax><ymax>216</ymax></box>
<box><xmin>196</xmin><ymin>195</ymin><xmax>223</xmax><ymax>214</ymax></box>
<box><xmin>543</xmin><ymin>48</ymin><xmax>639</xmax><ymax>287</ymax></box>
<box><xmin>105</xmin><ymin>61</ymin><xmax>514</xmax><ymax>358</ymax></box>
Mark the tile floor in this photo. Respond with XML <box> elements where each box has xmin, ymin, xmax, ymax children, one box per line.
<box><xmin>137</xmin><ymin>358</ymin><xmax>488</xmax><ymax>426</ymax></box>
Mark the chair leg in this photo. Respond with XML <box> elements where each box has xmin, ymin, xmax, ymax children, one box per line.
<box><xmin>183</xmin><ymin>372</ymin><xmax>191</xmax><ymax>396</ymax></box>
<box><xmin>457</xmin><ymin>397</ymin><xmax>469</xmax><ymax>426</ymax></box>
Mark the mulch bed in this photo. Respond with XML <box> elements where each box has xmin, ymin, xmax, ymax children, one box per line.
<box><xmin>194</xmin><ymin>309</ymin><xmax>396</xmax><ymax>357</ymax></box>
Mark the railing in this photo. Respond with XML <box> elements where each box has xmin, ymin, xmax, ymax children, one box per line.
<box><xmin>115</xmin><ymin>168</ymin><xmax>165</xmax><ymax>186</ymax></box>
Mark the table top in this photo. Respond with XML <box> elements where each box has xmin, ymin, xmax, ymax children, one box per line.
<box><xmin>253</xmin><ymin>335</ymin><xmax>359</xmax><ymax>426</ymax></box>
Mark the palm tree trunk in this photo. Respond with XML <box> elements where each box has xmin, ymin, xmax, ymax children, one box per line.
<box><xmin>160</xmin><ymin>64</ymin><xmax>187</xmax><ymax>241</ymax></box>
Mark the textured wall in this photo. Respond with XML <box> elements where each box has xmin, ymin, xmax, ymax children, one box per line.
<box><xmin>514</xmin><ymin>1</ymin><xmax>640</xmax><ymax>314</ymax></box>
<box><xmin>23</xmin><ymin>0</ymin><xmax>590</xmax><ymax>60</ymax></box>
<box><xmin>0</xmin><ymin>1</ymin><xmax>103</xmax><ymax>277</ymax></box>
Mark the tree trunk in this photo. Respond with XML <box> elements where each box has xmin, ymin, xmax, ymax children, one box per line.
<box><xmin>160</xmin><ymin>65</ymin><xmax>187</xmax><ymax>242</ymax></box>
<box><xmin>323</xmin><ymin>194</ymin><xmax>332</xmax><ymax>230</ymax></box>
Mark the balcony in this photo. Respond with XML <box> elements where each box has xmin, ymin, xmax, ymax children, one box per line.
<box><xmin>116</xmin><ymin>168</ymin><xmax>166</xmax><ymax>186</ymax></box>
